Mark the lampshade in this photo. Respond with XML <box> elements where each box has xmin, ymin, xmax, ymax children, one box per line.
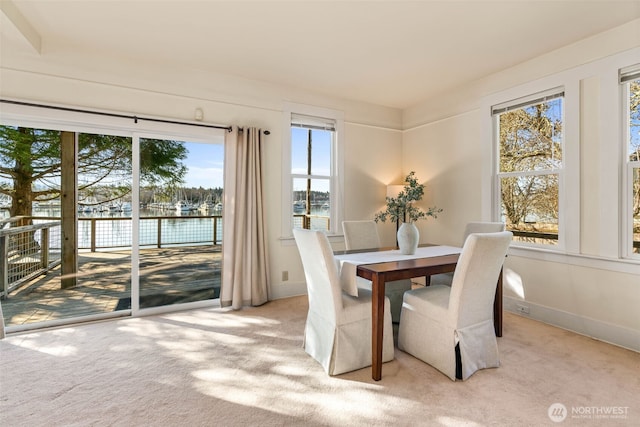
<box><xmin>386</xmin><ymin>185</ymin><xmax>404</xmax><ymax>199</ymax></box>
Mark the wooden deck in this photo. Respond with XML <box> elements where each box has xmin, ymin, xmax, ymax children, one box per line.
<box><xmin>1</xmin><ymin>245</ymin><xmax>222</xmax><ymax>327</ymax></box>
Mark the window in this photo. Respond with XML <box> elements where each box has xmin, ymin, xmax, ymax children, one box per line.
<box><xmin>283</xmin><ymin>104</ymin><xmax>343</xmax><ymax>236</ymax></box>
<box><xmin>621</xmin><ymin>65</ymin><xmax>640</xmax><ymax>257</ymax></box>
<box><xmin>492</xmin><ymin>88</ymin><xmax>564</xmax><ymax>246</ymax></box>
<box><xmin>291</xmin><ymin>113</ymin><xmax>334</xmax><ymax>232</ymax></box>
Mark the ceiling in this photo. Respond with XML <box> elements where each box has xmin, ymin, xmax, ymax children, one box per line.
<box><xmin>2</xmin><ymin>1</ymin><xmax>640</xmax><ymax>109</ymax></box>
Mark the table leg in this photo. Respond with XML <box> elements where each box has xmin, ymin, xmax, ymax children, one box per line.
<box><xmin>493</xmin><ymin>266</ymin><xmax>503</xmax><ymax>337</ymax></box>
<box><xmin>371</xmin><ymin>274</ymin><xmax>385</xmax><ymax>381</ymax></box>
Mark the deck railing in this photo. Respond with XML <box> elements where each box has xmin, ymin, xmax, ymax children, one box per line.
<box><xmin>511</xmin><ymin>229</ymin><xmax>639</xmax><ymax>250</ymax></box>
<box><xmin>0</xmin><ymin>217</ymin><xmax>62</xmax><ymax>297</ymax></box>
<box><xmin>30</xmin><ymin>215</ymin><xmax>223</xmax><ymax>251</ymax></box>
<box><xmin>293</xmin><ymin>213</ymin><xmax>330</xmax><ymax>231</ymax></box>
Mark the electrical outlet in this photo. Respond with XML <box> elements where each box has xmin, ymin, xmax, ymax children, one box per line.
<box><xmin>516</xmin><ymin>303</ymin><xmax>530</xmax><ymax>314</ymax></box>
<box><xmin>282</xmin><ymin>271</ymin><xmax>288</xmax><ymax>281</ymax></box>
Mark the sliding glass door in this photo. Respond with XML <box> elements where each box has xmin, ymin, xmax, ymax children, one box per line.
<box><xmin>0</xmin><ymin>120</ymin><xmax>224</xmax><ymax>331</ymax></box>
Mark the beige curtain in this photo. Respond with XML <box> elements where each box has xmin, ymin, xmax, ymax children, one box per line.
<box><xmin>220</xmin><ymin>127</ymin><xmax>270</xmax><ymax>309</ymax></box>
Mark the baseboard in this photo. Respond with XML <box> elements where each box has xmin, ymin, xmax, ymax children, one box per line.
<box><xmin>503</xmin><ymin>296</ymin><xmax>640</xmax><ymax>353</ymax></box>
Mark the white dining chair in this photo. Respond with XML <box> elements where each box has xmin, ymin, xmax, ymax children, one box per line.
<box><xmin>342</xmin><ymin>220</ymin><xmax>381</xmax><ymax>250</ymax></box>
<box><xmin>342</xmin><ymin>220</ymin><xmax>412</xmax><ymax>323</ymax></box>
<box><xmin>462</xmin><ymin>222</ymin><xmax>506</xmax><ymax>242</ymax></box>
<box><xmin>429</xmin><ymin>221</ymin><xmax>505</xmax><ymax>287</ymax></box>
<box><xmin>398</xmin><ymin>231</ymin><xmax>512</xmax><ymax>381</ymax></box>
<box><xmin>293</xmin><ymin>228</ymin><xmax>395</xmax><ymax>375</ymax></box>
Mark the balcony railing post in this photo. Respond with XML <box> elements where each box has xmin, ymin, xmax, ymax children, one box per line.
<box><xmin>41</xmin><ymin>228</ymin><xmax>49</xmax><ymax>268</ymax></box>
<box><xmin>157</xmin><ymin>218</ymin><xmax>162</xmax><ymax>248</ymax></box>
<box><xmin>90</xmin><ymin>218</ymin><xmax>97</xmax><ymax>252</ymax></box>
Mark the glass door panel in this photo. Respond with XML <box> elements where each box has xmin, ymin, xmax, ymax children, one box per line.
<box><xmin>138</xmin><ymin>138</ymin><xmax>223</xmax><ymax>309</ymax></box>
<box><xmin>0</xmin><ymin>126</ymin><xmax>133</xmax><ymax>327</ymax></box>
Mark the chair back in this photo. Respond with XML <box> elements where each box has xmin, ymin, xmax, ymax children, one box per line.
<box><xmin>342</xmin><ymin>220</ymin><xmax>381</xmax><ymax>250</ymax></box>
<box><xmin>293</xmin><ymin>229</ymin><xmax>342</xmax><ymax>323</ymax></box>
<box><xmin>449</xmin><ymin>231</ymin><xmax>512</xmax><ymax>328</ymax></box>
<box><xmin>462</xmin><ymin>222</ymin><xmax>505</xmax><ymax>245</ymax></box>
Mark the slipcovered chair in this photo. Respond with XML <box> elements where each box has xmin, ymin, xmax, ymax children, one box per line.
<box><xmin>463</xmin><ymin>222</ymin><xmax>506</xmax><ymax>242</ymax></box>
<box><xmin>429</xmin><ymin>221</ymin><xmax>505</xmax><ymax>287</ymax></box>
<box><xmin>342</xmin><ymin>220</ymin><xmax>412</xmax><ymax>323</ymax></box>
<box><xmin>293</xmin><ymin>228</ymin><xmax>395</xmax><ymax>375</ymax></box>
<box><xmin>398</xmin><ymin>231</ymin><xmax>512</xmax><ymax>381</ymax></box>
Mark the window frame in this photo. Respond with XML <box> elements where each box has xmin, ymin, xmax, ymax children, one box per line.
<box><xmin>482</xmin><ymin>77</ymin><xmax>580</xmax><ymax>255</ymax></box>
<box><xmin>491</xmin><ymin>87</ymin><xmax>568</xmax><ymax>251</ymax></box>
<box><xmin>281</xmin><ymin>103</ymin><xmax>344</xmax><ymax>239</ymax></box>
<box><xmin>620</xmin><ymin>64</ymin><xmax>640</xmax><ymax>259</ymax></box>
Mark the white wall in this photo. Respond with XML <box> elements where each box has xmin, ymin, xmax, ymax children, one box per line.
<box><xmin>342</xmin><ymin>123</ymin><xmax>404</xmax><ymax>247</ymax></box>
<box><xmin>403</xmin><ymin>20</ymin><xmax>640</xmax><ymax>351</ymax></box>
<box><xmin>402</xmin><ymin>110</ymin><xmax>483</xmax><ymax>247</ymax></box>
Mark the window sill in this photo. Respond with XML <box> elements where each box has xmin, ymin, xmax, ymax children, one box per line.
<box><xmin>508</xmin><ymin>245</ymin><xmax>640</xmax><ymax>275</ymax></box>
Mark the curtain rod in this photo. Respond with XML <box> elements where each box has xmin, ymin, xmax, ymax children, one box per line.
<box><xmin>0</xmin><ymin>99</ymin><xmax>234</xmax><ymax>132</ymax></box>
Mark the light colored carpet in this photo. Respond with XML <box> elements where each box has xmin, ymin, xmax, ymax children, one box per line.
<box><xmin>1</xmin><ymin>295</ymin><xmax>638</xmax><ymax>426</ymax></box>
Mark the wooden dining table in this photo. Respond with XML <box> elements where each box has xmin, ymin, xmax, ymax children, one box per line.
<box><xmin>335</xmin><ymin>245</ymin><xmax>503</xmax><ymax>381</ymax></box>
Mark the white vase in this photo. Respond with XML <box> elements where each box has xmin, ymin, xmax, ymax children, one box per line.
<box><xmin>397</xmin><ymin>222</ymin><xmax>419</xmax><ymax>255</ymax></box>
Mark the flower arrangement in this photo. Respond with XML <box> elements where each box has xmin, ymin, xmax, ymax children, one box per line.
<box><xmin>374</xmin><ymin>171</ymin><xmax>442</xmax><ymax>224</ymax></box>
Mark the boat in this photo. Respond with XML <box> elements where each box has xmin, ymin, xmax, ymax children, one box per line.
<box><xmin>175</xmin><ymin>200</ymin><xmax>191</xmax><ymax>212</ymax></box>
<box><xmin>293</xmin><ymin>200</ymin><xmax>306</xmax><ymax>213</ymax></box>
<box><xmin>198</xmin><ymin>202</ymin><xmax>214</xmax><ymax>212</ymax></box>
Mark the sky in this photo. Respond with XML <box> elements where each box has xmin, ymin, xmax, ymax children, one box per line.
<box><xmin>291</xmin><ymin>127</ymin><xmax>332</xmax><ymax>193</ymax></box>
<box><xmin>183</xmin><ymin>142</ymin><xmax>224</xmax><ymax>189</ymax></box>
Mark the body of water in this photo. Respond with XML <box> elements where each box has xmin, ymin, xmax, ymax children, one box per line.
<box><xmin>21</xmin><ymin>206</ymin><xmax>223</xmax><ymax>250</ymax></box>
<box><xmin>3</xmin><ymin>205</ymin><xmax>331</xmax><ymax>249</ymax></box>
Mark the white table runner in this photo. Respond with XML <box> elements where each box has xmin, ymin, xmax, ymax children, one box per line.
<box><xmin>335</xmin><ymin>245</ymin><xmax>462</xmax><ymax>296</ymax></box>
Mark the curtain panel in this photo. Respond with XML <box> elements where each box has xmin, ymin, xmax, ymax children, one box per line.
<box><xmin>221</xmin><ymin>127</ymin><xmax>270</xmax><ymax>309</ymax></box>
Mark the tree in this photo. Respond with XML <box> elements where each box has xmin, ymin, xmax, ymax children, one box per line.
<box><xmin>498</xmin><ymin>100</ymin><xmax>563</xmax><ymax>228</ymax></box>
<box><xmin>0</xmin><ymin>126</ymin><xmax>188</xmax><ymax>218</ymax></box>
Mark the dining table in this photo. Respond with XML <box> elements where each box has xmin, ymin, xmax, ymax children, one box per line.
<box><xmin>334</xmin><ymin>245</ymin><xmax>504</xmax><ymax>381</ymax></box>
